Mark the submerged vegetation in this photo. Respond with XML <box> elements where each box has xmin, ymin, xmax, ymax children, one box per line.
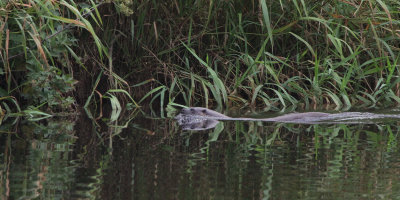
<box><xmin>1</xmin><ymin>0</ymin><xmax>400</xmax><ymax>118</ymax></box>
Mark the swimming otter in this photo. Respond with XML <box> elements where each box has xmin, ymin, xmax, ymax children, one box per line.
<box><xmin>178</xmin><ymin>107</ymin><xmax>230</xmax><ymax>118</ymax></box>
<box><xmin>175</xmin><ymin>107</ymin><xmax>400</xmax><ymax>130</ymax></box>
<box><xmin>175</xmin><ymin>107</ymin><xmax>330</xmax><ymax>123</ymax></box>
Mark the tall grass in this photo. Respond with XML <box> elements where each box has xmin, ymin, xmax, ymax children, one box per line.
<box><xmin>0</xmin><ymin>1</ymin><xmax>136</xmax><ymax>119</ymax></box>
<box><xmin>0</xmin><ymin>1</ymin><xmax>102</xmax><ymax>112</ymax></box>
<box><xmin>103</xmin><ymin>0</ymin><xmax>399</xmax><ymax>111</ymax></box>
<box><xmin>2</xmin><ymin>0</ymin><xmax>400</xmax><ymax>118</ymax></box>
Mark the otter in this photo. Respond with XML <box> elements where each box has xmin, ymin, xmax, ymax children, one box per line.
<box><xmin>175</xmin><ymin>107</ymin><xmax>400</xmax><ymax>130</ymax></box>
<box><xmin>178</xmin><ymin>107</ymin><xmax>230</xmax><ymax>119</ymax></box>
<box><xmin>175</xmin><ymin>107</ymin><xmax>331</xmax><ymax>123</ymax></box>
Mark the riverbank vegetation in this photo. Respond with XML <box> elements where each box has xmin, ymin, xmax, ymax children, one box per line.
<box><xmin>1</xmin><ymin>0</ymin><xmax>400</xmax><ymax>118</ymax></box>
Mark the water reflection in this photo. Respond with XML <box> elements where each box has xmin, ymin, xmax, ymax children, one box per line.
<box><xmin>0</xmin><ymin>120</ymin><xmax>77</xmax><ymax>199</ymax></box>
<box><xmin>1</xmin><ymin>115</ymin><xmax>400</xmax><ymax>199</ymax></box>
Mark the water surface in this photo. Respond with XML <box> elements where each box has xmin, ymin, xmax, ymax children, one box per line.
<box><xmin>1</xmin><ymin>111</ymin><xmax>400</xmax><ymax>199</ymax></box>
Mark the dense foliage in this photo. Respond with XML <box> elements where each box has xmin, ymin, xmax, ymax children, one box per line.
<box><xmin>1</xmin><ymin>0</ymin><xmax>400</xmax><ymax>116</ymax></box>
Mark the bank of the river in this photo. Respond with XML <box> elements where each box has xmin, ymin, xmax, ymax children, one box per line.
<box><xmin>1</xmin><ymin>0</ymin><xmax>399</xmax><ymax>117</ymax></box>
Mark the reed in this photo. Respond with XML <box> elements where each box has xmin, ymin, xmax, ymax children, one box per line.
<box><xmin>101</xmin><ymin>0</ymin><xmax>399</xmax><ymax>110</ymax></box>
<box><xmin>1</xmin><ymin>0</ymin><xmax>400</xmax><ymax>118</ymax></box>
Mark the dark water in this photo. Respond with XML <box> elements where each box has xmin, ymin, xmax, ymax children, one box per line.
<box><xmin>1</xmin><ymin>112</ymin><xmax>400</xmax><ymax>199</ymax></box>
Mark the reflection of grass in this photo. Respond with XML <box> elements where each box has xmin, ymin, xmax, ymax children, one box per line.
<box><xmin>1</xmin><ymin>118</ymin><xmax>78</xmax><ymax>199</ymax></box>
<box><xmin>181</xmin><ymin>121</ymin><xmax>400</xmax><ymax>199</ymax></box>
<box><xmin>4</xmin><ymin>113</ymin><xmax>400</xmax><ymax>199</ymax></box>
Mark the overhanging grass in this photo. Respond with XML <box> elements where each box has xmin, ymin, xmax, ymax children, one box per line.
<box><xmin>2</xmin><ymin>0</ymin><xmax>400</xmax><ymax>117</ymax></box>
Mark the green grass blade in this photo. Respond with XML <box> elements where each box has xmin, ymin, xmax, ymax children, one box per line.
<box><xmin>260</xmin><ymin>0</ymin><xmax>274</xmax><ymax>47</ymax></box>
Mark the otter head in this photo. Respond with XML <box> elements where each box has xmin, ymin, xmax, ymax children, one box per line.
<box><xmin>178</xmin><ymin>107</ymin><xmax>208</xmax><ymax>116</ymax></box>
<box><xmin>175</xmin><ymin>108</ymin><xmax>201</xmax><ymax>122</ymax></box>
<box><xmin>178</xmin><ymin>108</ymin><xmax>193</xmax><ymax>115</ymax></box>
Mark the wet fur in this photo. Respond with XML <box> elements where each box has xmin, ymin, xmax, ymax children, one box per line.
<box><xmin>177</xmin><ymin>107</ymin><xmax>328</xmax><ymax>122</ymax></box>
<box><xmin>179</xmin><ymin>107</ymin><xmax>230</xmax><ymax>118</ymax></box>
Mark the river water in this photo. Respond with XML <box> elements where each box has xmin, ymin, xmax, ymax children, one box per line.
<box><xmin>1</xmin><ymin>110</ymin><xmax>400</xmax><ymax>199</ymax></box>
